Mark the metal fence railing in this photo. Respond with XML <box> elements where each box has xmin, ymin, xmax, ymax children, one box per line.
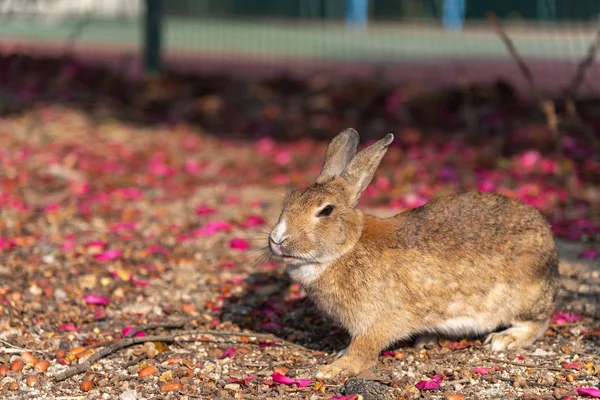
<box><xmin>0</xmin><ymin>1</ymin><xmax>599</xmax><ymax>92</ymax></box>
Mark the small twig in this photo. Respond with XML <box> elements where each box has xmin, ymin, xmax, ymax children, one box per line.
<box><xmin>492</xmin><ymin>375</ymin><xmax>555</xmax><ymax>388</ymax></box>
<box><xmin>124</xmin><ymin>354</ymin><xmax>149</xmax><ymax>368</ymax></box>
<box><xmin>566</xmin><ymin>28</ymin><xmax>600</xmax><ymax>96</ymax></box>
<box><xmin>442</xmin><ymin>378</ymin><xmax>471</xmax><ymax>387</ymax></box>
<box><xmin>487</xmin><ymin>12</ymin><xmax>564</xmax><ymax>178</ymax></box>
<box><xmin>53</xmin><ymin>334</ymin><xmax>178</xmax><ymax>382</ymax></box>
<box><xmin>124</xmin><ymin>320</ymin><xmax>187</xmax><ymax>338</ymax></box>
<box><xmin>55</xmin><ymin>328</ymin><xmax>311</xmax><ymax>381</ymax></box>
<box><xmin>0</xmin><ymin>340</ymin><xmax>48</xmax><ymax>355</ymax></box>
<box><xmin>487</xmin><ymin>13</ymin><xmax>544</xmax><ymax>106</ymax></box>
<box><xmin>486</xmin><ymin>357</ymin><xmax>564</xmax><ymax>371</ymax></box>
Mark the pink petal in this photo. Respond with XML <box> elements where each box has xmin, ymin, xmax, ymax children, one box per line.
<box><xmin>473</xmin><ymin>368</ymin><xmax>489</xmax><ymax>375</ymax></box>
<box><xmin>518</xmin><ymin>150</ymin><xmax>541</xmax><ymax>169</ymax></box>
<box><xmin>415</xmin><ymin>375</ymin><xmax>443</xmax><ymax>390</ymax></box>
<box><xmin>329</xmin><ymin>396</ymin><xmax>360</xmax><ymax>400</ymax></box>
<box><xmin>115</xmin><ymin>188</ymin><xmax>143</xmax><ymax>200</ymax></box>
<box><xmin>275</xmin><ymin>150</ymin><xmax>291</xmax><ymax>165</ymax></box>
<box><xmin>516</xmin><ymin>355</ymin><xmax>525</xmax><ymax>360</ymax></box>
<box><xmin>551</xmin><ymin>312</ymin><xmax>583</xmax><ymax>325</ymax></box>
<box><xmin>220</xmin><ymin>347</ymin><xmax>237</xmax><ymax>359</ymax></box>
<box><xmin>196</xmin><ymin>204</ymin><xmax>216</xmax><ymax>216</ymax></box>
<box><xmin>259</xmin><ymin>341</ymin><xmax>276</xmax><ymax>347</ymax></box>
<box><xmin>84</xmin><ymin>240</ymin><xmax>107</xmax><ymax>249</ymax></box>
<box><xmin>194</xmin><ymin>220</ymin><xmax>232</xmax><ymax>237</ymax></box>
<box><xmin>146</xmin><ymin>245</ymin><xmax>170</xmax><ymax>255</ymax></box>
<box><xmin>84</xmin><ymin>294</ymin><xmax>110</xmax><ymax>305</ymax></box>
<box><xmin>96</xmin><ymin>249</ymin><xmax>122</xmax><ymax>261</ymax></box>
<box><xmin>58</xmin><ymin>323</ymin><xmax>78</xmax><ymax>332</ymax></box>
<box><xmin>561</xmin><ymin>362</ymin><xmax>583</xmax><ymax>370</ymax></box>
<box><xmin>228</xmin><ymin>375</ymin><xmax>256</xmax><ymax>385</ymax></box>
<box><xmin>43</xmin><ymin>203</ymin><xmax>60</xmax><ymax>213</ymax></box>
<box><xmin>260</xmin><ymin>321</ymin><xmax>282</xmax><ymax>331</ymax></box>
<box><xmin>580</xmin><ymin>249</ymin><xmax>599</xmax><ymax>260</ymax></box>
<box><xmin>184</xmin><ymin>159</ymin><xmax>202</xmax><ymax>174</ymax></box>
<box><xmin>110</xmin><ymin>222</ymin><xmax>136</xmax><ymax>233</ymax></box>
<box><xmin>122</xmin><ymin>326</ymin><xmax>145</xmax><ymax>337</ymax></box>
<box><xmin>61</xmin><ymin>240</ymin><xmax>76</xmax><ymax>251</ymax></box>
<box><xmin>577</xmin><ymin>388</ymin><xmax>600</xmax><ymax>398</ymax></box>
<box><xmin>230</xmin><ymin>238</ymin><xmax>249</xmax><ymax>251</ymax></box>
<box><xmin>272</xmin><ymin>372</ymin><xmax>312</xmax><ymax>388</ymax></box>
<box><xmin>382</xmin><ymin>351</ymin><xmax>396</xmax><ymax>357</ymax></box>
<box><xmin>0</xmin><ymin>237</ymin><xmax>16</xmax><ymax>252</ymax></box>
<box><xmin>242</xmin><ymin>215</ymin><xmax>265</xmax><ymax>228</ymax></box>
<box><xmin>132</xmin><ymin>278</ymin><xmax>149</xmax><ymax>287</ymax></box>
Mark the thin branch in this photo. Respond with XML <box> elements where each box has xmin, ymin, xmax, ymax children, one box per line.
<box><xmin>54</xmin><ymin>328</ymin><xmax>311</xmax><ymax>382</ymax></box>
<box><xmin>566</xmin><ymin>28</ymin><xmax>600</xmax><ymax>96</ymax></box>
<box><xmin>486</xmin><ymin>356</ymin><xmax>564</xmax><ymax>371</ymax></box>
<box><xmin>486</xmin><ymin>12</ymin><xmax>544</xmax><ymax>107</ymax></box>
<box><xmin>124</xmin><ymin>320</ymin><xmax>187</xmax><ymax>338</ymax></box>
<box><xmin>53</xmin><ymin>334</ymin><xmax>178</xmax><ymax>382</ymax></box>
<box><xmin>487</xmin><ymin>12</ymin><xmax>563</xmax><ymax>177</ymax></box>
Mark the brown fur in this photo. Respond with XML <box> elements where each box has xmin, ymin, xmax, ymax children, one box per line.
<box><xmin>268</xmin><ymin>129</ymin><xmax>559</xmax><ymax>379</ymax></box>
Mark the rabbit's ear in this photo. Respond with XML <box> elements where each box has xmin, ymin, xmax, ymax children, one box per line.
<box><xmin>341</xmin><ymin>133</ymin><xmax>394</xmax><ymax>205</ymax></box>
<box><xmin>317</xmin><ymin>129</ymin><xmax>360</xmax><ymax>182</ymax></box>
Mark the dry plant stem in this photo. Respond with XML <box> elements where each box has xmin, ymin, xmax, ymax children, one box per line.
<box><xmin>486</xmin><ymin>356</ymin><xmax>564</xmax><ymax>371</ymax></box>
<box><xmin>123</xmin><ymin>320</ymin><xmax>187</xmax><ymax>338</ymax></box>
<box><xmin>487</xmin><ymin>12</ymin><xmax>564</xmax><ymax>178</ymax></box>
<box><xmin>492</xmin><ymin>375</ymin><xmax>555</xmax><ymax>388</ymax></box>
<box><xmin>566</xmin><ymin>28</ymin><xmax>600</xmax><ymax>96</ymax></box>
<box><xmin>53</xmin><ymin>334</ymin><xmax>178</xmax><ymax>382</ymax></box>
<box><xmin>55</xmin><ymin>329</ymin><xmax>309</xmax><ymax>382</ymax></box>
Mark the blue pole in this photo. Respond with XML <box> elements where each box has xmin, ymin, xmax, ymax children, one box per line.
<box><xmin>442</xmin><ymin>0</ymin><xmax>465</xmax><ymax>31</ymax></box>
<box><xmin>346</xmin><ymin>0</ymin><xmax>368</xmax><ymax>29</ymax></box>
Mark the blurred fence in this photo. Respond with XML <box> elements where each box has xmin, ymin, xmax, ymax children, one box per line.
<box><xmin>0</xmin><ymin>1</ymin><xmax>599</xmax><ymax>94</ymax></box>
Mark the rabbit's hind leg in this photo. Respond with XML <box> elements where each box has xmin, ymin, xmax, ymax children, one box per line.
<box><xmin>413</xmin><ymin>334</ymin><xmax>439</xmax><ymax>348</ymax></box>
<box><xmin>484</xmin><ymin>319</ymin><xmax>549</xmax><ymax>352</ymax></box>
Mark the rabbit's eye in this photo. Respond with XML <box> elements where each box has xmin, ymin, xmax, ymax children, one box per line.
<box><xmin>317</xmin><ymin>205</ymin><xmax>334</xmax><ymax>218</ymax></box>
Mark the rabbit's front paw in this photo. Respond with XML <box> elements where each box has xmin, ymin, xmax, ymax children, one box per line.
<box><xmin>316</xmin><ymin>358</ymin><xmax>367</xmax><ymax>380</ymax></box>
<box><xmin>485</xmin><ymin>320</ymin><xmax>547</xmax><ymax>352</ymax></box>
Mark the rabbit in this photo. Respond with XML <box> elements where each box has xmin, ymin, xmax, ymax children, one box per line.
<box><xmin>268</xmin><ymin>129</ymin><xmax>559</xmax><ymax>379</ymax></box>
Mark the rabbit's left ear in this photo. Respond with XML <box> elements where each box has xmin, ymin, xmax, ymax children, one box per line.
<box><xmin>341</xmin><ymin>133</ymin><xmax>394</xmax><ymax>205</ymax></box>
<box><xmin>317</xmin><ymin>129</ymin><xmax>360</xmax><ymax>182</ymax></box>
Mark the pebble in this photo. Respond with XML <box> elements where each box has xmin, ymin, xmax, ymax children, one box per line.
<box><xmin>479</xmin><ymin>388</ymin><xmax>504</xmax><ymax>397</ymax></box>
<box><xmin>531</xmin><ymin>348</ymin><xmax>550</xmax><ymax>357</ymax></box>
<box><xmin>54</xmin><ymin>288</ymin><xmax>67</xmax><ymax>300</ymax></box>
<box><xmin>119</xmin><ymin>389</ymin><xmax>138</xmax><ymax>400</ymax></box>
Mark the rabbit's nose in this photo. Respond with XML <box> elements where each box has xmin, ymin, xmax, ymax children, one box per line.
<box><xmin>268</xmin><ymin>236</ymin><xmax>287</xmax><ymax>254</ymax></box>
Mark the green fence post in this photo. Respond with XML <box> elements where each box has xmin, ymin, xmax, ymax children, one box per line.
<box><xmin>144</xmin><ymin>0</ymin><xmax>163</xmax><ymax>74</ymax></box>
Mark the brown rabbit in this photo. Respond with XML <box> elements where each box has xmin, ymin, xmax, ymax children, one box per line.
<box><xmin>268</xmin><ymin>129</ymin><xmax>559</xmax><ymax>379</ymax></box>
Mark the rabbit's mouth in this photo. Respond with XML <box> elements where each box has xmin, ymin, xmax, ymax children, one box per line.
<box><xmin>279</xmin><ymin>253</ymin><xmax>311</xmax><ymax>264</ymax></box>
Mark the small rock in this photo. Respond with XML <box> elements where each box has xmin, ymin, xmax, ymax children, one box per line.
<box><xmin>224</xmin><ymin>383</ymin><xmax>241</xmax><ymax>391</ymax></box>
<box><xmin>479</xmin><ymin>388</ymin><xmax>504</xmax><ymax>398</ymax></box>
<box><xmin>531</xmin><ymin>348</ymin><xmax>550</xmax><ymax>357</ymax></box>
<box><xmin>119</xmin><ymin>389</ymin><xmax>138</xmax><ymax>400</ymax></box>
<box><xmin>344</xmin><ymin>378</ymin><xmax>394</xmax><ymax>400</ymax></box>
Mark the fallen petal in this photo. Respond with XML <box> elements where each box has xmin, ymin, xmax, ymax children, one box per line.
<box><xmin>84</xmin><ymin>294</ymin><xmax>110</xmax><ymax>305</ymax></box>
<box><xmin>577</xmin><ymin>387</ymin><xmax>600</xmax><ymax>398</ymax></box>
<box><xmin>122</xmin><ymin>326</ymin><xmax>145</xmax><ymax>337</ymax></box>
<box><xmin>58</xmin><ymin>323</ymin><xmax>78</xmax><ymax>332</ymax></box>
<box><xmin>415</xmin><ymin>375</ymin><xmax>443</xmax><ymax>390</ymax></box>
<box><xmin>96</xmin><ymin>249</ymin><xmax>122</xmax><ymax>261</ymax></box>
<box><xmin>230</xmin><ymin>238</ymin><xmax>249</xmax><ymax>250</ymax></box>
<box><xmin>272</xmin><ymin>372</ymin><xmax>311</xmax><ymax>388</ymax></box>
<box><xmin>220</xmin><ymin>347</ymin><xmax>237</xmax><ymax>359</ymax></box>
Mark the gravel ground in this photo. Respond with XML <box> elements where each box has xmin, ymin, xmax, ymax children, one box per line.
<box><xmin>0</xmin><ymin>60</ymin><xmax>599</xmax><ymax>399</ymax></box>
